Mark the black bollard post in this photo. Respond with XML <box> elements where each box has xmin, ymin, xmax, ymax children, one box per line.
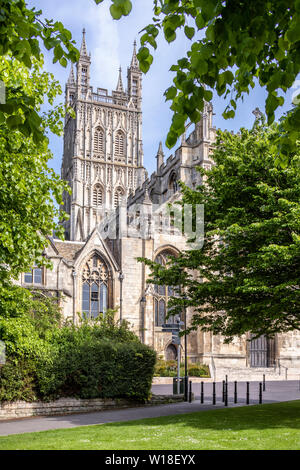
<box><xmin>246</xmin><ymin>381</ymin><xmax>250</xmax><ymax>405</ymax></box>
<box><xmin>212</xmin><ymin>382</ymin><xmax>216</xmax><ymax>405</ymax></box>
<box><xmin>222</xmin><ymin>380</ymin><xmax>225</xmax><ymax>402</ymax></box>
<box><xmin>189</xmin><ymin>381</ymin><xmax>192</xmax><ymax>403</ymax></box>
<box><xmin>234</xmin><ymin>381</ymin><xmax>237</xmax><ymax>404</ymax></box>
<box><xmin>259</xmin><ymin>382</ymin><xmax>262</xmax><ymax>404</ymax></box>
<box><xmin>224</xmin><ymin>381</ymin><xmax>228</xmax><ymax>407</ymax></box>
<box><xmin>263</xmin><ymin>374</ymin><xmax>266</xmax><ymax>392</ymax></box>
<box><xmin>201</xmin><ymin>381</ymin><xmax>204</xmax><ymax>404</ymax></box>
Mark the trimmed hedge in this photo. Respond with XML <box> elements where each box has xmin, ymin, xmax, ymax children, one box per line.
<box><xmin>37</xmin><ymin>340</ymin><xmax>156</xmax><ymax>402</ymax></box>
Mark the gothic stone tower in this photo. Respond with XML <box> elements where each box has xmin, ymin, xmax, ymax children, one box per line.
<box><xmin>61</xmin><ymin>31</ymin><xmax>145</xmax><ymax>241</ymax></box>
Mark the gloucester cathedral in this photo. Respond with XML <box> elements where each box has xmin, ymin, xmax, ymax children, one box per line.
<box><xmin>20</xmin><ymin>31</ymin><xmax>300</xmax><ymax>380</ymax></box>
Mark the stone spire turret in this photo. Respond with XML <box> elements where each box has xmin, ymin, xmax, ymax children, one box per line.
<box><xmin>80</xmin><ymin>28</ymin><xmax>89</xmax><ymax>58</ymax></box>
<box><xmin>67</xmin><ymin>63</ymin><xmax>75</xmax><ymax>86</ymax></box>
<box><xmin>127</xmin><ymin>39</ymin><xmax>142</xmax><ymax>110</ymax></box>
<box><xmin>76</xmin><ymin>28</ymin><xmax>91</xmax><ymax>98</ymax></box>
<box><xmin>65</xmin><ymin>63</ymin><xmax>76</xmax><ymax>106</ymax></box>
<box><xmin>130</xmin><ymin>39</ymin><xmax>139</xmax><ymax>69</ymax></box>
<box><xmin>156</xmin><ymin>141</ymin><xmax>164</xmax><ymax>172</ymax></box>
<box><xmin>116</xmin><ymin>66</ymin><xmax>124</xmax><ymax>92</ymax></box>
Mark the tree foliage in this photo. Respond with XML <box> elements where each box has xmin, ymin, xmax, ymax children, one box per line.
<box><xmin>140</xmin><ymin>122</ymin><xmax>300</xmax><ymax>341</ymax></box>
<box><xmin>0</xmin><ymin>0</ymin><xmax>79</xmax><ymax>142</ymax></box>
<box><xmin>0</xmin><ymin>55</ymin><xmax>70</xmax><ymax>289</ymax></box>
<box><xmin>100</xmin><ymin>0</ymin><xmax>300</xmax><ymax>165</ymax></box>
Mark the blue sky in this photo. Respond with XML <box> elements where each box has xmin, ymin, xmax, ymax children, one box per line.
<box><xmin>28</xmin><ymin>0</ymin><xmax>296</xmax><ymax>178</ymax></box>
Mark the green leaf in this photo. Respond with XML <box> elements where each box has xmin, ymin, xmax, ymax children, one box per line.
<box><xmin>172</xmin><ymin>113</ymin><xmax>185</xmax><ymax>130</ymax></box>
<box><xmin>184</xmin><ymin>26</ymin><xmax>195</xmax><ymax>40</ymax></box>
<box><xmin>6</xmin><ymin>115</ymin><xmax>23</xmax><ymax>129</ymax></box>
<box><xmin>110</xmin><ymin>4</ymin><xmax>123</xmax><ymax>20</ymax></box>
<box><xmin>165</xmin><ymin>86</ymin><xmax>177</xmax><ymax>101</ymax></box>
<box><xmin>195</xmin><ymin>13</ymin><xmax>206</xmax><ymax>30</ymax></box>
<box><xmin>59</xmin><ymin>57</ymin><xmax>68</xmax><ymax>68</ymax></box>
<box><xmin>203</xmin><ymin>89</ymin><xmax>213</xmax><ymax>101</ymax></box>
<box><xmin>137</xmin><ymin>47</ymin><xmax>150</xmax><ymax>61</ymax></box>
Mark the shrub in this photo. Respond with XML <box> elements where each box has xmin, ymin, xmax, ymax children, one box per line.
<box><xmin>0</xmin><ymin>359</ymin><xmax>37</xmax><ymax>402</ymax></box>
<box><xmin>0</xmin><ymin>300</ymin><xmax>156</xmax><ymax>403</ymax></box>
<box><xmin>154</xmin><ymin>359</ymin><xmax>210</xmax><ymax>377</ymax></box>
<box><xmin>37</xmin><ymin>338</ymin><xmax>156</xmax><ymax>402</ymax></box>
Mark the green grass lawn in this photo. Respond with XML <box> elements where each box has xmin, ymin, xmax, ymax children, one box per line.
<box><xmin>0</xmin><ymin>401</ymin><xmax>299</xmax><ymax>450</ymax></box>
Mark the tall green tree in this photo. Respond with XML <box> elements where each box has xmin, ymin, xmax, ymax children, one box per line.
<box><xmin>0</xmin><ymin>54</ymin><xmax>70</xmax><ymax>313</ymax></box>
<box><xmin>140</xmin><ymin>121</ymin><xmax>300</xmax><ymax>340</ymax></box>
<box><xmin>99</xmin><ymin>0</ymin><xmax>300</xmax><ymax>165</ymax></box>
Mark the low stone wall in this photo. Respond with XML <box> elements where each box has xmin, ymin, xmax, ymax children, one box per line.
<box><xmin>0</xmin><ymin>395</ymin><xmax>184</xmax><ymax>421</ymax></box>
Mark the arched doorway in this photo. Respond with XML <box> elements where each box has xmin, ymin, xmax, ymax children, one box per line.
<box><xmin>165</xmin><ymin>344</ymin><xmax>178</xmax><ymax>361</ymax></box>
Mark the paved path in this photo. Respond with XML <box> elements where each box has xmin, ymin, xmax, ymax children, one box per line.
<box><xmin>0</xmin><ymin>380</ymin><xmax>299</xmax><ymax>437</ymax></box>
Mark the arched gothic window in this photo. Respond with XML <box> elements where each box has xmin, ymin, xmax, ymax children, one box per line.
<box><xmin>154</xmin><ymin>251</ymin><xmax>177</xmax><ymax>327</ymax></box>
<box><xmin>114</xmin><ymin>130</ymin><xmax>125</xmax><ymax>159</ymax></box>
<box><xmin>93</xmin><ymin>184</ymin><xmax>103</xmax><ymax>207</ymax></box>
<box><xmin>114</xmin><ymin>187</ymin><xmax>124</xmax><ymax>208</ymax></box>
<box><xmin>81</xmin><ymin>254</ymin><xmax>110</xmax><ymax>318</ymax></box>
<box><xmin>169</xmin><ymin>172</ymin><xmax>178</xmax><ymax>194</ymax></box>
<box><xmin>94</xmin><ymin>127</ymin><xmax>104</xmax><ymax>153</ymax></box>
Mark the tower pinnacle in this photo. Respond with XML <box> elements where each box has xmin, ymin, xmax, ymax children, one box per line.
<box><xmin>116</xmin><ymin>66</ymin><xmax>124</xmax><ymax>92</ymax></box>
<box><xmin>130</xmin><ymin>39</ymin><xmax>139</xmax><ymax>69</ymax></box>
<box><xmin>67</xmin><ymin>63</ymin><xmax>75</xmax><ymax>85</ymax></box>
<box><xmin>156</xmin><ymin>141</ymin><xmax>164</xmax><ymax>172</ymax></box>
<box><xmin>80</xmin><ymin>28</ymin><xmax>89</xmax><ymax>57</ymax></box>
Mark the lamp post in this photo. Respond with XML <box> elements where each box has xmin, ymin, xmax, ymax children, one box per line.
<box><xmin>183</xmin><ymin>295</ymin><xmax>188</xmax><ymax>402</ymax></box>
<box><xmin>72</xmin><ymin>270</ymin><xmax>77</xmax><ymax>323</ymax></box>
<box><xmin>140</xmin><ymin>295</ymin><xmax>146</xmax><ymax>343</ymax></box>
<box><xmin>119</xmin><ymin>271</ymin><xmax>124</xmax><ymax>323</ymax></box>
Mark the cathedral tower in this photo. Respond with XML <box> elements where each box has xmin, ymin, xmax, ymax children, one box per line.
<box><xmin>61</xmin><ymin>33</ymin><xmax>145</xmax><ymax>241</ymax></box>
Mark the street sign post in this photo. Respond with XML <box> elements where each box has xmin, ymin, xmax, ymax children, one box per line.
<box><xmin>161</xmin><ymin>321</ymin><xmax>183</xmax><ymax>394</ymax></box>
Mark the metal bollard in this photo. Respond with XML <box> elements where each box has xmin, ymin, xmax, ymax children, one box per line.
<box><xmin>189</xmin><ymin>380</ymin><xmax>192</xmax><ymax>403</ymax></box>
<box><xmin>263</xmin><ymin>374</ymin><xmax>266</xmax><ymax>392</ymax></box>
<box><xmin>222</xmin><ymin>380</ymin><xmax>225</xmax><ymax>402</ymax></box>
<box><xmin>212</xmin><ymin>382</ymin><xmax>216</xmax><ymax>405</ymax></box>
<box><xmin>201</xmin><ymin>381</ymin><xmax>204</xmax><ymax>404</ymax></box>
<box><xmin>224</xmin><ymin>381</ymin><xmax>228</xmax><ymax>407</ymax></box>
<box><xmin>259</xmin><ymin>382</ymin><xmax>262</xmax><ymax>404</ymax></box>
<box><xmin>234</xmin><ymin>381</ymin><xmax>237</xmax><ymax>404</ymax></box>
<box><xmin>246</xmin><ymin>381</ymin><xmax>250</xmax><ymax>405</ymax></box>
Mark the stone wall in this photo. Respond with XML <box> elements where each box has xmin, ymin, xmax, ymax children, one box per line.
<box><xmin>0</xmin><ymin>395</ymin><xmax>183</xmax><ymax>421</ymax></box>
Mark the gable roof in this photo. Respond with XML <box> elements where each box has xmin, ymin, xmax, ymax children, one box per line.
<box><xmin>52</xmin><ymin>240</ymin><xmax>85</xmax><ymax>262</ymax></box>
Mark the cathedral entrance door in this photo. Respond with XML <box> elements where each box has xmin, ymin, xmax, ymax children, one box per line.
<box><xmin>249</xmin><ymin>335</ymin><xmax>275</xmax><ymax>367</ymax></box>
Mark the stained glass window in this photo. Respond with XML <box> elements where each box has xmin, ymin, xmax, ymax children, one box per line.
<box><xmin>81</xmin><ymin>254</ymin><xmax>109</xmax><ymax>319</ymax></box>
